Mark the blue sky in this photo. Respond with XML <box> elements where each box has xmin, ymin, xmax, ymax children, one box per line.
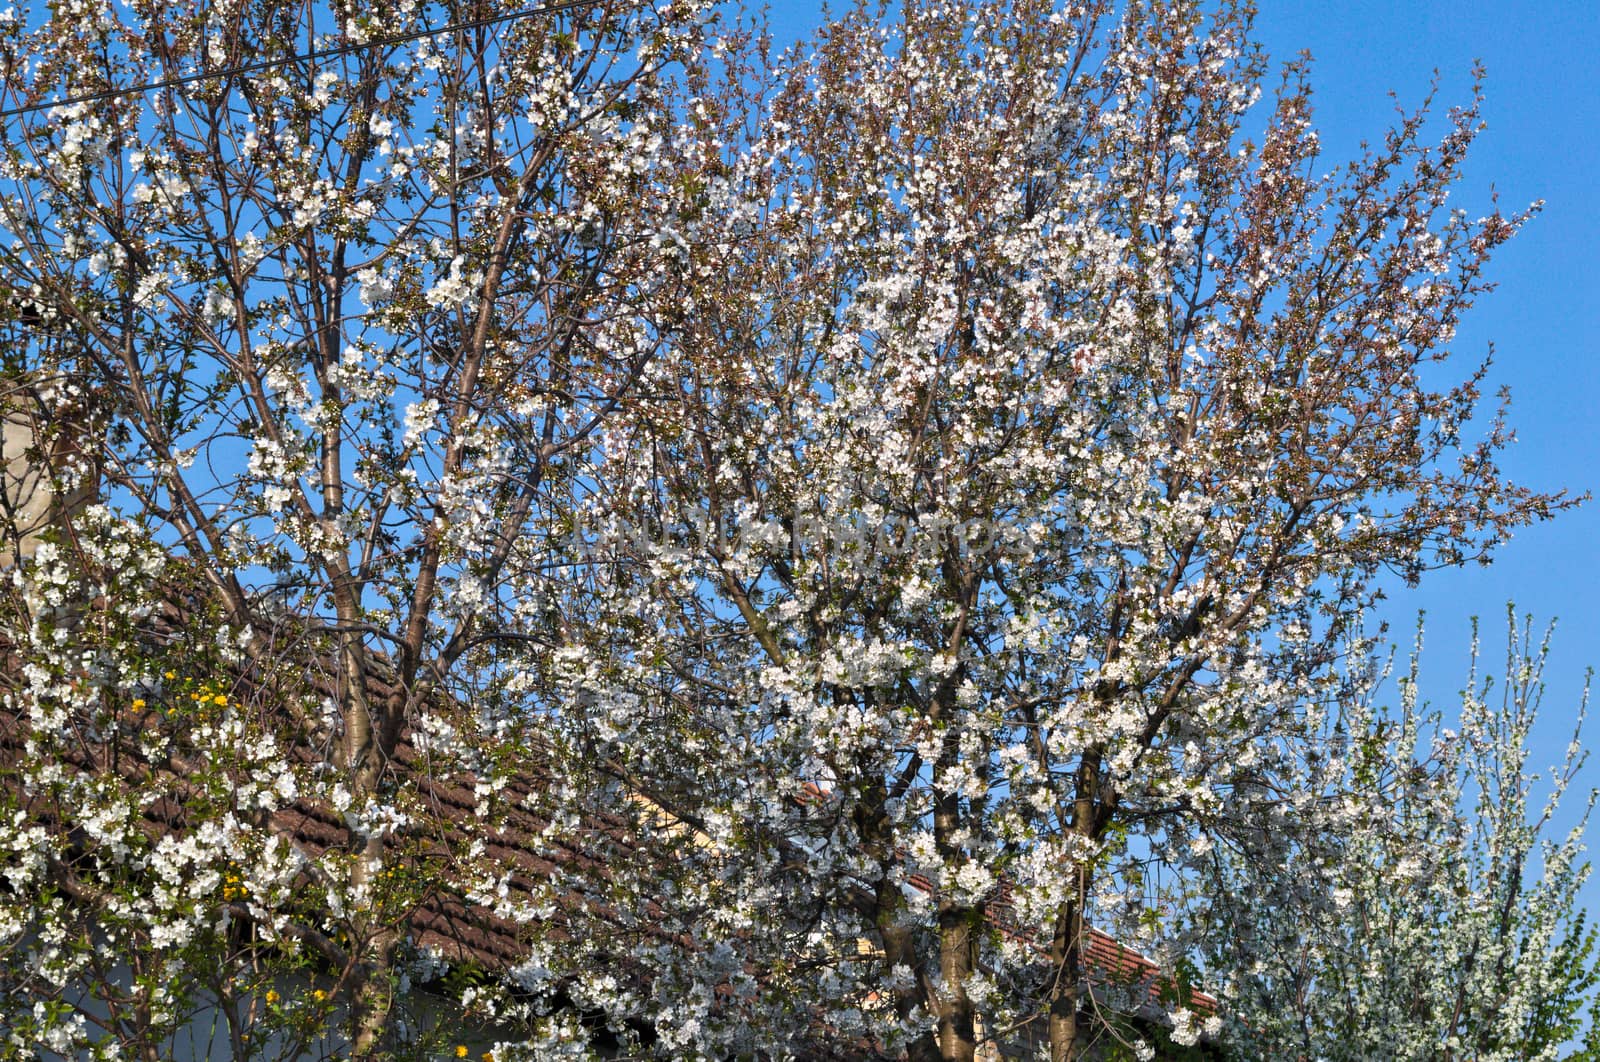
<box><xmin>761</xmin><ymin>0</ymin><xmax>1600</xmax><ymax>895</ymax></box>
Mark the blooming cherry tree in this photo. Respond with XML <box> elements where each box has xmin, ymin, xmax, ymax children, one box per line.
<box><xmin>576</xmin><ymin>1</ymin><xmax>1576</xmax><ymax>1059</ymax></box>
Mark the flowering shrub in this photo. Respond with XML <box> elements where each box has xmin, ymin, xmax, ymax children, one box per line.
<box><xmin>1197</xmin><ymin>615</ymin><xmax>1599</xmax><ymax>1061</ymax></box>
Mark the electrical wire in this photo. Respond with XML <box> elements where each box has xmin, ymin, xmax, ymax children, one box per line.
<box><xmin>0</xmin><ymin>0</ymin><xmax>612</xmax><ymax>121</ymax></box>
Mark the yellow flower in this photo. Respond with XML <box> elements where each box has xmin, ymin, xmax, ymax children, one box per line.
<box><xmin>455</xmin><ymin>1047</ymin><xmax>469</xmax><ymax>1059</ymax></box>
<box><xmin>164</xmin><ymin>671</ymin><xmax>175</xmax><ymax>679</ymax></box>
<box><xmin>265</xmin><ymin>989</ymin><xmax>279</xmax><ymax>1005</ymax></box>
<box><xmin>483</xmin><ymin>1053</ymin><xmax>495</xmax><ymax>1062</ymax></box>
<box><xmin>131</xmin><ymin>699</ymin><xmax>145</xmax><ymax>710</ymax></box>
<box><xmin>212</xmin><ymin>693</ymin><xmax>228</xmax><ymax>706</ymax></box>
<box><xmin>311</xmin><ymin>989</ymin><xmax>327</xmax><ymax>1004</ymax></box>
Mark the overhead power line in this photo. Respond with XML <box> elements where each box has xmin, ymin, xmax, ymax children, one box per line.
<box><xmin>0</xmin><ymin>0</ymin><xmax>608</xmax><ymax>121</ymax></box>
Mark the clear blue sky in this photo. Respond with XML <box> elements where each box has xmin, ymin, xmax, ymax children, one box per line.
<box><xmin>762</xmin><ymin>0</ymin><xmax>1600</xmax><ymax>887</ymax></box>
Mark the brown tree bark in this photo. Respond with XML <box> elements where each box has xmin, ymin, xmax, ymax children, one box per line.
<box><xmin>1048</xmin><ymin>745</ymin><xmax>1107</xmax><ymax>1062</ymax></box>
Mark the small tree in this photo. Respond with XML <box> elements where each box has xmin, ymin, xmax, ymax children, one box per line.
<box><xmin>0</xmin><ymin>0</ymin><xmax>714</xmax><ymax>1057</ymax></box>
<box><xmin>1197</xmin><ymin>612</ymin><xmax>1598</xmax><ymax>1062</ymax></box>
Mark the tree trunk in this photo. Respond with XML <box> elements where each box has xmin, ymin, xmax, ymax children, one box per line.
<box><xmin>936</xmin><ymin>904</ymin><xmax>979</xmax><ymax>1061</ymax></box>
<box><xmin>1049</xmin><ymin>745</ymin><xmax>1105</xmax><ymax>1062</ymax></box>
<box><xmin>873</xmin><ymin>874</ymin><xmax>942</xmax><ymax>1062</ymax></box>
<box><xmin>934</xmin><ymin>787</ymin><xmax>979</xmax><ymax>1062</ymax></box>
<box><xmin>337</xmin><ymin>641</ymin><xmax>400</xmax><ymax>1059</ymax></box>
<box><xmin>1047</xmin><ymin>895</ymin><xmax>1086</xmax><ymax>1062</ymax></box>
<box><xmin>347</xmin><ymin>898</ymin><xmax>402</xmax><ymax>1059</ymax></box>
